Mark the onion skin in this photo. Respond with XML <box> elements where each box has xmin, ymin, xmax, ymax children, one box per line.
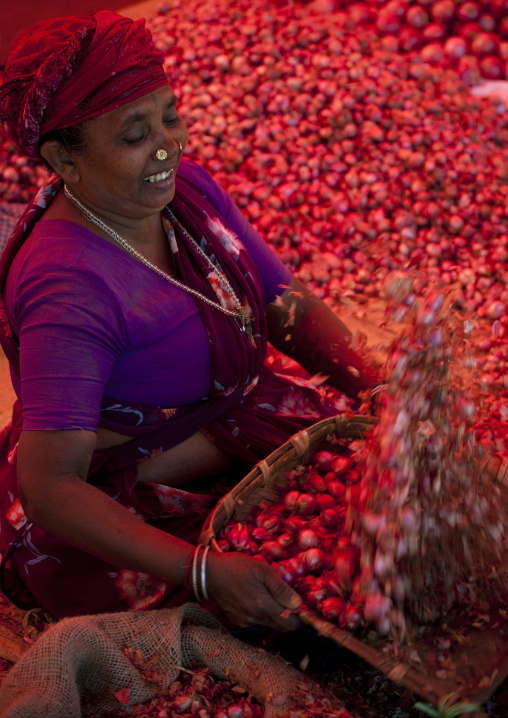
<box><xmin>315</xmin><ymin>492</ymin><xmax>337</xmax><ymax>511</ymax></box>
<box><xmin>298</xmin><ymin>528</ymin><xmax>320</xmax><ymax>550</ymax></box>
<box><xmin>295</xmin><ymin>493</ymin><xmax>318</xmax><ymax>516</ymax></box>
<box><xmin>457</xmin><ymin>1</ymin><xmax>481</xmax><ymax>23</ymax></box>
<box><xmin>320</xmin><ymin>596</ymin><xmax>348</xmax><ymax>621</ymax></box>
<box><xmin>443</xmin><ymin>36</ymin><xmax>467</xmax><ymax>60</ymax></box>
<box><xmin>471</xmin><ymin>32</ymin><xmax>499</xmax><ymax>58</ymax></box>
<box><xmin>327</xmin><ymin>480</ymin><xmax>347</xmax><ymax>500</ymax></box>
<box><xmin>479</xmin><ymin>55</ymin><xmax>504</xmax><ymax>78</ymax></box>
<box><xmin>301</xmin><ymin>547</ymin><xmax>326</xmax><ymax>572</ymax></box>
<box><xmin>341</xmin><ymin>603</ymin><xmax>364</xmax><ymax>631</ymax></box>
<box><xmin>284</xmin><ymin>515</ymin><xmax>307</xmax><ymax>534</ymax></box>
<box><xmin>311</xmin><ymin>450</ymin><xmax>336</xmax><ymax>473</ymax></box>
<box><xmin>333</xmin><ymin>546</ymin><xmax>360</xmax><ymax>589</ymax></box>
<box><xmin>260</xmin><ymin>540</ymin><xmax>285</xmax><ymax>561</ymax></box>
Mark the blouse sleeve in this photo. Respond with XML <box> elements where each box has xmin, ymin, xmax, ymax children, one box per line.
<box><xmin>177</xmin><ymin>159</ymin><xmax>292</xmax><ymax>303</ymax></box>
<box><xmin>11</xmin><ymin>265</ymin><xmax>126</xmax><ymax>432</ymax></box>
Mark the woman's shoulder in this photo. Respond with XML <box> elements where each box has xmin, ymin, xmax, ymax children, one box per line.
<box><xmin>7</xmin><ymin>219</ymin><xmax>131</xmax><ymax>309</ymax></box>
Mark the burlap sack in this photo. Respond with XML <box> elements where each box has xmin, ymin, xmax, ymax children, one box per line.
<box><xmin>0</xmin><ymin>603</ymin><xmax>313</xmax><ymax>718</ymax></box>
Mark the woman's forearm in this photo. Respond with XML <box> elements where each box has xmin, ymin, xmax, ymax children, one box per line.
<box><xmin>17</xmin><ymin>431</ymin><xmax>194</xmax><ymax>583</ymax></box>
<box><xmin>266</xmin><ymin>278</ymin><xmax>379</xmax><ymax>399</ymax></box>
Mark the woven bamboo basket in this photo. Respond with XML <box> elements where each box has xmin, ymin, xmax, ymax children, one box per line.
<box><xmin>200</xmin><ymin>415</ymin><xmax>376</xmax><ymax>551</ymax></box>
<box><xmin>200</xmin><ymin>414</ymin><xmax>508</xmax><ymax>716</ymax></box>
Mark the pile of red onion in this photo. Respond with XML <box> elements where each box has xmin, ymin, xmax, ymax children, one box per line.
<box><xmin>109</xmin><ymin>663</ymin><xmax>349</xmax><ymax>718</ymax></box>
<box><xmin>218</xmin><ymin>440</ymin><xmax>367</xmax><ymax>630</ymax></box>
<box><xmin>310</xmin><ymin>0</ymin><xmax>508</xmax><ymax>82</ymax></box>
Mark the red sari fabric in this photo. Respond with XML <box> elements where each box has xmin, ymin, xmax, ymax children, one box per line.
<box><xmin>0</xmin><ymin>175</ymin><xmax>349</xmax><ymax>617</ymax></box>
<box><xmin>0</xmin><ymin>11</ymin><xmax>168</xmax><ymax>158</ymax></box>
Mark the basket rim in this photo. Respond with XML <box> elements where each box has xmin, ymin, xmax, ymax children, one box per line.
<box><xmin>199</xmin><ymin>414</ymin><xmax>376</xmax><ymax>550</ymax></box>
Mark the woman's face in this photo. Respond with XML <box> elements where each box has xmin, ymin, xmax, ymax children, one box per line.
<box><xmin>69</xmin><ymin>85</ymin><xmax>188</xmax><ymax>224</ymax></box>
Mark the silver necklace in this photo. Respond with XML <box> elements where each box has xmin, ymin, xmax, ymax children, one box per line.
<box><xmin>64</xmin><ymin>186</ymin><xmax>252</xmax><ymax>337</ymax></box>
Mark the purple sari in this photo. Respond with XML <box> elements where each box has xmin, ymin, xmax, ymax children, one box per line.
<box><xmin>0</xmin><ymin>174</ymin><xmax>345</xmax><ymax>617</ymax></box>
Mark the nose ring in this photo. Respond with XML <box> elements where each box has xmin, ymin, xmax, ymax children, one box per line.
<box><xmin>179</xmin><ymin>142</ymin><xmax>183</xmax><ymax>152</ymax></box>
<box><xmin>156</xmin><ymin>149</ymin><xmax>167</xmax><ymax>161</ymax></box>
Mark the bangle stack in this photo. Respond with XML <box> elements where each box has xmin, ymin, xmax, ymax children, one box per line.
<box><xmin>186</xmin><ymin>545</ymin><xmax>210</xmax><ymax>602</ymax></box>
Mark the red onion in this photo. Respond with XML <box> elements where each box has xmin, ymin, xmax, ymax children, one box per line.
<box><xmin>457</xmin><ymin>1</ymin><xmax>481</xmax><ymax>23</ymax></box>
<box><xmin>306</xmin><ymin>471</ymin><xmax>328</xmax><ymax>493</ymax></box>
<box><xmin>255</xmin><ymin>510</ymin><xmax>280</xmax><ymax>535</ymax></box>
<box><xmin>385</xmin><ymin>0</ymin><xmax>410</xmax><ymax>18</ymax></box>
<box><xmin>323</xmin><ymin>571</ymin><xmax>343</xmax><ymax>597</ymax></box>
<box><xmin>302</xmin><ymin>547</ymin><xmax>325</xmax><ymax>572</ymax></box>
<box><xmin>226</xmin><ymin>523</ymin><xmax>250</xmax><ymax>551</ymax></box>
<box><xmin>456</xmin><ymin>54</ymin><xmax>481</xmax><ymax>83</ymax></box>
<box><xmin>287</xmin><ymin>555</ymin><xmax>306</xmax><ymax>578</ymax></box>
<box><xmin>347</xmin><ymin>3</ymin><xmax>376</xmax><ymax>25</ymax></box>
<box><xmin>331</xmin><ymin>456</ymin><xmax>353</xmax><ymax>474</ymax></box>
<box><xmin>295</xmin><ymin>493</ymin><xmax>317</xmax><ymax>516</ymax></box>
<box><xmin>341</xmin><ymin>603</ymin><xmax>364</xmax><ymax>630</ymax></box>
<box><xmin>298</xmin><ymin>528</ymin><xmax>319</xmax><ymax>549</ymax></box>
<box><xmin>307</xmin><ymin>585</ymin><xmax>327</xmax><ymax>607</ymax></box>
<box><xmin>459</xmin><ymin>21</ymin><xmax>483</xmax><ymax>43</ymax></box>
<box><xmin>251</xmin><ymin>527</ymin><xmax>272</xmax><ymax>542</ymax></box>
<box><xmin>471</xmin><ymin>32</ymin><xmax>499</xmax><ymax>58</ymax></box>
<box><xmin>399</xmin><ymin>26</ymin><xmax>424</xmax><ymax>51</ymax></box>
<box><xmin>333</xmin><ymin>546</ymin><xmax>359</xmax><ymax>587</ymax></box>
<box><xmin>376</xmin><ymin>10</ymin><xmax>402</xmax><ymax>35</ymax></box>
<box><xmin>260</xmin><ymin>540</ymin><xmax>285</xmax><ymax>561</ymax></box>
<box><xmin>479</xmin><ymin>14</ymin><xmax>497</xmax><ymax>33</ymax></box>
<box><xmin>479</xmin><ymin>55</ymin><xmax>504</xmax><ymax>78</ymax></box>
<box><xmin>310</xmin><ymin>450</ymin><xmax>336</xmax><ymax>473</ymax></box>
<box><xmin>283</xmin><ymin>491</ymin><xmax>300</xmax><ymax>513</ymax></box>
<box><xmin>422</xmin><ymin>22</ymin><xmax>447</xmax><ymax>42</ymax></box>
<box><xmin>277</xmin><ymin>532</ymin><xmax>295</xmax><ymax>550</ymax></box>
<box><xmin>430</xmin><ymin>0</ymin><xmax>455</xmax><ymax>25</ymax></box>
<box><xmin>315</xmin><ymin>492</ymin><xmax>337</xmax><ymax>511</ymax></box>
<box><xmin>443</xmin><ymin>36</ymin><xmax>467</xmax><ymax>60</ymax></box>
<box><xmin>406</xmin><ymin>5</ymin><xmax>429</xmax><ymax>29</ymax></box>
<box><xmin>283</xmin><ymin>515</ymin><xmax>307</xmax><ymax>534</ymax></box>
<box><xmin>320</xmin><ymin>508</ymin><xmax>342</xmax><ymax>529</ymax></box>
<box><xmin>320</xmin><ymin>596</ymin><xmax>347</xmax><ymax>621</ymax></box>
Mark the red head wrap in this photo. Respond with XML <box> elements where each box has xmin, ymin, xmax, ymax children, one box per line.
<box><xmin>0</xmin><ymin>11</ymin><xmax>169</xmax><ymax>158</ymax></box>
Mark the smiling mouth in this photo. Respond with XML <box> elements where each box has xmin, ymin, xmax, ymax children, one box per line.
<box><xmin>144</xmin><ymin>168</ymin><xmax>174</xmax><ymax>183</ymax></box>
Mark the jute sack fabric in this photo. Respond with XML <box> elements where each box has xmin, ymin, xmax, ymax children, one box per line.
<box><xmin>0</xmin><ymin>603</ymin><xmax>308</xmax><ymax>718</ymax></box>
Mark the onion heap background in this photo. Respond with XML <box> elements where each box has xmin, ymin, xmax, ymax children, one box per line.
<box><xmin>2</xmin><ymin>0</ymin><xmax>507</xmax><ymax>458</ymax></box>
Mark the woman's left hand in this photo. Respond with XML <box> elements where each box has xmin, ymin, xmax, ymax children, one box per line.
<box><xmin>206</xmin><ymin>551</ymin><xmax>302</xmax><ymax>631</ymax></box>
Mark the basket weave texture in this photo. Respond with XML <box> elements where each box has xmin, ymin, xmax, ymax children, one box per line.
<box><xmin>200</xmin><ymin>415</ymin><xmax>375</xmax><ymax>551</ymax></box>
<box><xmin>200</xmin><ymin>414</ymin><xmax>508</xmax><ymax>713</ymax></box>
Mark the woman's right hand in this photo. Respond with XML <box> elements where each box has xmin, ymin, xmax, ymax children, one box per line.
<box><xmin>207</xmin><ymin>551</ymin><xmax>302</xmax><ymax>631</ymax></box>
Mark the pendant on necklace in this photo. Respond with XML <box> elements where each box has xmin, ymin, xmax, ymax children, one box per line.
<box><xmin>238</xmin><ymin>308</ymin><xmax>253</xmax><ymax>342</ymax></box>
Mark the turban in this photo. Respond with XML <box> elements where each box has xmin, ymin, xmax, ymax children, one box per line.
<box><xmin>0</xmin><ymin>11</ymin><xmax>169</xmax><ymax>158</ymax></box>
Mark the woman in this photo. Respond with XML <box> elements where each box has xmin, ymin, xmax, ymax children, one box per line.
<box><xmin>0</xmin><ymin>11</ymin><xmax>377</xmax><ymax>627</ymax></box>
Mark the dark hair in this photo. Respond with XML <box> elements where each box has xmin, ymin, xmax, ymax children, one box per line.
<box><xmin>39</xmin><ymin>120</ymin><xmax>91</xmax><ymax>171</ymax></box>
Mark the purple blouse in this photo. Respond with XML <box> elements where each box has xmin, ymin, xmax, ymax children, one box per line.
<box><xmin>5</xmin><ymin>160</ymin><xmax>291</xmax><ymax>431</ymax></box>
